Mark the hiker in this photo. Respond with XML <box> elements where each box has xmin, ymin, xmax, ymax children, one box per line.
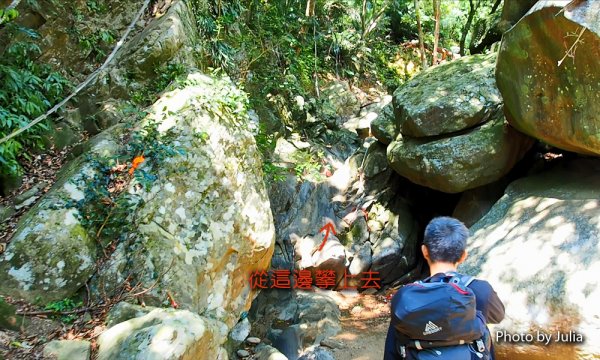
<box><xmin>383</xmin><ymin>216</ymin><xmax>505</xmax><ymax>360</ymax></box>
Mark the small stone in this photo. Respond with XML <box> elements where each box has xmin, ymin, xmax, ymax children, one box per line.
<box><xmin>13</xmin><ymin>181</ymin><xmax>47</xmax><ymax>206</ymax></box>
<box><xmin>237</xmin><ymin>349</ymin><xmax>250</xmax><ymax>358</ymax></box>
<box><xmin>0</xmin><ymin>330</ymin><xmax>10</xmax><ymax>346</ymax></box>
<box><xmin>0</xmin><ymin>205</ymin><xmax>15</xmax><ymax>223</ymax></box>
<box><xmin>350</xmin><ymin>306</ymin><xmax>363</xmax><ymax>315</ymax></box>
<box><xmin>246</xmin><ymin>336</ymin><xmax>261</xmax><ymax>345</ymax></box>
<box><xmin>43</xmin><ymin>340</ymin><xmax>91</xmax><ymax>360</ymax></box>
<box><xmin>362</xmin><ymin>288</ymin><xmax>378</xmax><ymax>295</ymax></box>
<box><xmin>230</xmin><ymin>318</ymin><xmax>251</xmax><ymax>346</ymax></box>
<box><xmin>320</xmin><ymin>338</ymin><xmax>344</xmax><ymax>349</ymax></box>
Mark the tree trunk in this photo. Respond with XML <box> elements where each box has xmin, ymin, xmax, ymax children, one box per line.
<box><xmin>414</xmin><ymin>0</ymin><xmax>427</xmax><ymax>69</ymax></box>
<box><xmin>459</xmin><ymin>0</ymin><xmax>476</xmax><ymax>56</ymax></box>
<box><xmin>360</xmin><ymin>0</ymin><xmax>367</xmax><ymax>40</ymax></box>
<box><xmin>432</xmin><ymin>0</ymin><xmax>441</xmax><ymax>65</ymax></box>
<box><xmin>305</xmin><ymin>0</ymin><xmax>315</xmax><ymax>17</ymax></box>
<box><xmin>362</xmin><ymin>0</ymin><xmax>391</xmax><ymax>40</ymax></box>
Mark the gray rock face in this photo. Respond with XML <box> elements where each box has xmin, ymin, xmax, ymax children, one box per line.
<box><xmin>363</xmin><ymin>142</ymin><xmax>389</xmax><ymax>178</ymax></box>
<box><xmin>87</xmin><ymin>0</ymin><xmax>204</xmax><ymax>112</ymax></box>
<box><xmin>461</xmin><ymin>159</ymin><xmax>600</xmax><ymax>359</ymax></box>
<box><xmin>120</xmin><ymin>1</ymin><xmax>199</xmax><ymax>78</ymax></box>
<box><xmin>229</xmin><ymin>318</ymin><xmax>252</xmax><ymax>347</ymax></box>
<box><xmin>452</xmin><ymin>179</ymin><xmax>508</xmax><ymax>227</ymax></box>
<box><xmin>370</xmin><ymin>200</ymin><xmax>419</xmax><ymax>285</ymax></box>
<box><xmin>387</xmin><ymin>110</ymin><xmax>534</xmax><ymax>193</ymax></box>
<box><xmin>393</xmin><ymin>53</ymin><xmax>502</xmax><ymax>138</ymax></box>
<box><xmin>97</xmin><ymin>308</ymin><xmax>228</xmax><ymax>360</ymax></box>
<box><xmin>105</xmin><ymin>302</ymin><xmax>155</xmax><ymax>328</ymax></box>
<box><xmin>370</xmin><ymin>103</ymin><xmax>397</xmax><ymax>145</ymax></box>
<box><xmin>298</xmin><ymin>347</ymin><xmax>335</xmax><ymax>360</ymax></box>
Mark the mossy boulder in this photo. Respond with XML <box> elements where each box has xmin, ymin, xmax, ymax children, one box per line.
<box><xmin>496</xmin><ymin>1</ymin><xmax>600</xmax><ymax>156</ymax></box>
<box><xmin>0</xmin><ymin>134</ymin><xmax>122</xmax><ymax>302</ymax></box>
<box><xmin>387</xmin><ymin>110</ymin><xmax>533</xmax><ymax>193</ymax></box>
<box><xmin>393</xmin><ymin>53</ymin><xmax>501</xmax><ymax>138</ymax></box>
<box><xmin>461</xmin><ymin>159</ymin><xmax>600</xmax><ymax>359</ymax></box>
<box><xmin>116</xmin><ymin>1</ymin><xmax>200</xmax><ymax>80</ymax></box>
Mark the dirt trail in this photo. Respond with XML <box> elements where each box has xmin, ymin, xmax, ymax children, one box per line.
<box><xmin>325</xmin><ymin>290</ymin><xmax>392</xmax><ymax>360</ymax></box>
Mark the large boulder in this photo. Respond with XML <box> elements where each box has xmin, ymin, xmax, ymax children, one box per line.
<box><xmin>496</xmin><ymin>0</ymin><xmax>600</xmax><ymax>156</ymax></box>
<box><xmin>97</xmin><ymin>308</ymin><xmax>228</xmax><ymax>360</ymax></box>
<box><xmin>461</xmin><ymin>159</ymin><xmax>600</xmax><ymax>359</ymax></box>
<box><xmin>393</xmin><ymin>53</ymin><xmax>502</xmax><ymax>138</ymax></box>
<box><xmin>92</xmin><ymin>73</ymin><xmax>275</xmax><ymax>328</ymax></box>
<box><xmin>0</xmin><ymin>133</ymin><xmax>122</xmax><ymax>302</ymax></box>
<box><xmin>387</xmin><ymin>110</ymin><xmax>534</xmax><ymax>193</ymax></box>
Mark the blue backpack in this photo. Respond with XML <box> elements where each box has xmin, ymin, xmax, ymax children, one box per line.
<box><xmin>391</xmin><ymin>273</ymin><xmax>491</xmax><ymax>360</ymax></box>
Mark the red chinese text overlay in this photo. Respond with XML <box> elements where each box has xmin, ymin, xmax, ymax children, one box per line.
<box><xmin>249</xmin><ymin>269</ymin><xmax>381</xmax><ymax>290</ymax></box>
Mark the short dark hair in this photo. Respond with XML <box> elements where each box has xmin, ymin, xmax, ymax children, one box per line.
<box><xmin>423</xmin><ymin>217</ymin><xmax>468</xmax><ymax>263</ymax></box>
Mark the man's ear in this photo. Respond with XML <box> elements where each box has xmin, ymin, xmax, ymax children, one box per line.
<box><xmin>421</xmin><ymin>245</ymin><xmax>430</xmax><ymax>262</ymax></box>
<box><xmin>456</xmin><ymin>250</ymin><xmax>468</xmax><ymax>265</ymax></box>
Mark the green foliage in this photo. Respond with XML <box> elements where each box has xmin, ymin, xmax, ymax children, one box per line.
<box><xmin>86</xmin><ymin>0</ymin><xmax>108</xmax><ymax>14</ymax></box>
<box><xmin>130</xmin><ymin>63</ymin><xmax>187</xmax><ymax>105</ymax></box>
<box><xmin>68</xmin><ymin>121</ymin><xmax>181</xmax><ymax>248</ymax></box>
<box><xmin>390</xmin><ymin>0</ymin><xmax>501</xmax><ymax>53</ymax></box>
<box><xmin>178</xmin><ymin>69</ymin><xmax>251</xmax><ymax>129</ymax></box>
<box><xmin>292</xmin><ymin>148</ymin><xmax>326</xmax><ymax>182</ymax></box>
<box><xmin>192</xmin><ymin>2</ymin><xmax>240</xmax><ymax>73</ymax></box>
<box><xmin>0</xmin><ymin>26</ymin><xmax>70</xmax><ymax>178</ymax></box>
<box><xmin>255</xmin><ymin>124</ymin><xmax>287</xmax><ymax>183</ymax></box>
<box><xmin>0</xmin><ymin>8</ymin><xmax>19</xmax><ymax>24</ymax></box>
<box><xmin>44</xmin><ymin>298</ymin><xmax>83</xmax><ymax>323</ymax></box>
<box><xmin>72</xmin><ymin>27</ymin><xmax>116</xmax><ymax>61</ymax></box>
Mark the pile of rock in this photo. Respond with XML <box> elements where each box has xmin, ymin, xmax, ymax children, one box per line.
<box><xmin>381</xmin><ymin>53</ymin><xmax>534</xmax><ymax>194</ymax></box>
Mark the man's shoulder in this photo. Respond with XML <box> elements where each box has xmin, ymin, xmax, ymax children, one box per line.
<box><xmin>466</xmin><ymin>278</ymin><xmax>497</xmax><ymax>300</ymax></box>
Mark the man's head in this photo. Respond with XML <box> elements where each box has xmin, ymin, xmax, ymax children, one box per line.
<box><xmin>422</xmin><ymin>216</ymin><xmax>469</xmax><ymax>265</ymax></box>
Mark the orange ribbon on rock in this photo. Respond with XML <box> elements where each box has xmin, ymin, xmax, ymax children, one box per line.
<box><xmin>128</xmin><ymin>155</ymin><xmax>145</xmax><ymax>175</ymax></box>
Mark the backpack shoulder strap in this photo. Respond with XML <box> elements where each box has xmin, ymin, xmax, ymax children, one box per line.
<box><xmin>445</xmin><ymin>272</ymin><xmax>476</xmax><ymax>287</ymax></box>
<box><xmin>460</xmin><ymin>275</ymin><xmax>475</xmax><ymax>287</ymax></box>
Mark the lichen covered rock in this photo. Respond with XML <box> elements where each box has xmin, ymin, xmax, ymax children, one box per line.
<box><xmin>94</xmin><ymin>73</ymin><xmax>275</xmax><ymax>328</ymax></box>
<box><xmin>387</xmin><ymin>110</ymin><xmax>533</xmax><ymax>193</ymax></box>
<box><xmin>97</xmin><ymin>308</ymin><xmax>228</xmax><ymax>360</ymax></box>
<box><xmin>393</xmin><ymin>53</ymin><xmax>501</xmax><ymax>138</ymax></box>
<box><xmin>0</xmin><ymin>134</ymin><xmax>122</xmax><ymax>302</ymax></box>
<box><xmin>496</xmin><ymin>1</ymin><xmax>600</xmax><ymax>156</ymax></box>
